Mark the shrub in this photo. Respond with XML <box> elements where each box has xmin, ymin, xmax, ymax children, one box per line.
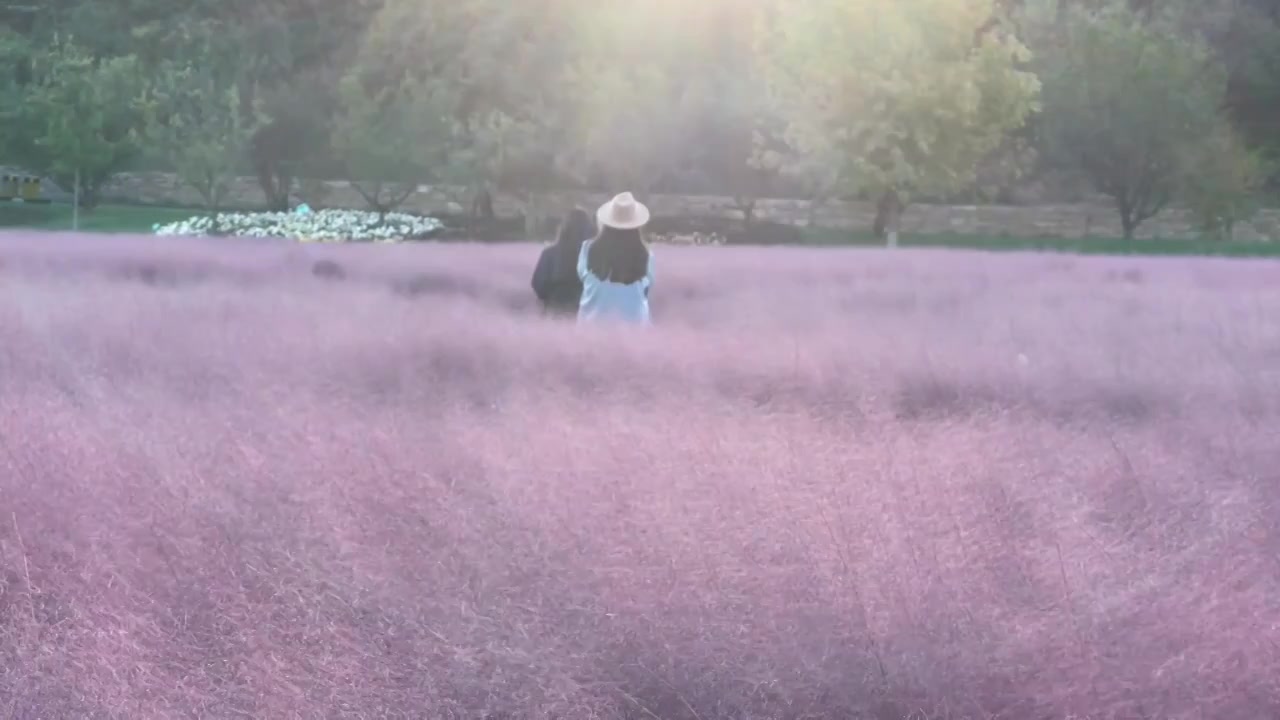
<box><xmin>311</xmin><ymin>259</ymin><xmax>346</xmax><ymax>280</ymax></box>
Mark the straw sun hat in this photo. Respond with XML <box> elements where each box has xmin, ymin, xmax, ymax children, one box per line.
<box><xmin>596</xmin><ymin>192</ymin><xmax>651</xmax><ymax>231</ymax></box>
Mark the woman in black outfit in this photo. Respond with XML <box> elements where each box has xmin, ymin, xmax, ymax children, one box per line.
<box><xmin>531</xmin><ymin>207</ymin><xmax>595</xmax><ymax>316</ymax></box>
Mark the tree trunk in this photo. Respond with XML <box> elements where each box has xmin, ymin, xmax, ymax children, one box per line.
<box><xmin>472</xmin><ymin>186</ymin><xmax>495</xmax><ymax>221</ymax></box>
<box><xmin>886</xmin><ymin>207</ymin><xmax>901</xmax><ymax>248</ymax></box>
<box><xmin>469</xmin><ymin>185</ymin><xmax>496</xmax><ymax>241</ymax></box>
<box><xmin>873</xmin><ymin>189</ymin><xmax>903</xmax><ymax>247</ymax></box>
<box><xmin>736</xmin><ymin>197</ymin><xmax>757</xmax><ymax>230</ymax></box>
<box><xmin>805</xmin><ymin>196</ymin><xmax>826</xmax><ymax>227</ymax></box>
<box><xmin>522</xmin><ymin>193</ymin><xmax>542</xmax><ymax>242</ymax></box>
<box><xmin>275</xmin><ymin>171</ymin><xmax>293</xmax><ymax>210</ymax></box>
<box><xmin>72</xmin><ymin>168</ymin><xmax>80</xmax><ymax>232</ymax></box>
<box><xmin>1118</xmin><ymin>199</ymin><xmax>1137</xmax><ymax>240</ymax></box>
<box><xmin>255</xmin><ymin>163</ymin><xmax>292</xmax><ymax>211</ymax></box>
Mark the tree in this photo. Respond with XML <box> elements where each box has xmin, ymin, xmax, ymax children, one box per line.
<box><xmin>355</xmin><ymin>0</ymin><xmax>572</xmax><ymax>235</ymax></box>
<box><xmin>715</xmin><ymin>79</ymin><xmax>785</xmax><ymax>231</ymax></box>
<box><xmin>1034</xmin><ymin>2</ymin><xmax>1228</xmax><ymax>238</ymax></box>
<box><xmin>246</xmin><ymin>74</ymin><xmax>335</xmax><ymax>211</ymax></box>
<box><xmin>447</xmin><ymin>109</ymin><xmax>565</xmax><ymax>238</ymax></box>
<box><xmin>562</xmin><ymin>1</ymin><xmax>743</xmax><ymax>196</ymax></box>
<box><xmin>328</xmin><ymin>71</ymin><xmax>452</xmax><ymax>215</ymax></box>
<box><xmin>13</xmin><ymin>38</ymin><xmax>146</xmax><ymax>219</ymax></box>
<box><xmin>564</xmin><ymin>62</ymin><xmax>697</xmax><ymax>194</ymax></box>
<box><xmin>1180</xmin><ymin>122</ymin><xmax>1266</xmax><ymax>240</ymax></box>
<box><xmin>0</xmin><ymin>29</ymin><xmax>30</xmax><ymax>157</ymax></box>
<box><xmin>694</xmin><ymin>1</ymin><xmax>786</xmax><ymax>231</ymax></box>
<box><xmin>8</xmin><ymin>1</ymin><xmax>383</xmax><ymax>211</ymax></box>
<box><xmin>141</xmin><ymin>61</ymin><xmax>263</xmax><ymax>211</ymax></box>
<box><xmin>1216</xmin><ymin>2</ymin><xmax>1280</xmax><ymax>181</ymax></box>
<box><xmin>225</xmin><ymin>0</ymin><xmax>387</xmax><ymax>211</ymax></box>
<box><xmin>763</xmin><ymin>0</ymin><xmax>1041</xmax><ymax>246</ymax></box>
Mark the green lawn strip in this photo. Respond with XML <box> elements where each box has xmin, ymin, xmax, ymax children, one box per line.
<box><xmin>801</xmin><ymin>228</ymin><xmax>1280</xmax><ymax>258</ymax></box>
<box><xmin>0</xmin><ymin>202</ymin><xmax>197</xmax><ymax>233</ymax></box>
<box><xmin>2</xmin><ymin>202</ymin><xmax>1277</xmax><ymax>258</ymax></box>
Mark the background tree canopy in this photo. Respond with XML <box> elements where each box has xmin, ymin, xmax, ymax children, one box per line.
<box><xmin>1</xmin><ymin>0</ymin><xmax>1277</xmax><ymax>238</ymax></box>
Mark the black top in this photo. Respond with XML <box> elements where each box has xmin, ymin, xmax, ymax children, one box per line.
<box><xmin>531</xmin><ymin>244</ymin><xmax>583</xmax><ymax>316</ymax></box>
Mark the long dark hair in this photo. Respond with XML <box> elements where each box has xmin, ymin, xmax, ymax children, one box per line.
<box><xmin>556</xmin><ymin>207</ymin><xmax>595</xmax><ymax>264</ymax></box>
<box><xmin>587</xmin><ymin>225</ymin><xmax>650</xmax><ymax>285</ymax></box>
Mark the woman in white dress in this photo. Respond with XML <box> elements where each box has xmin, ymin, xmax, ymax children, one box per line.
<box><xmin>577</xmin><ymin>192</ymin><xmax>655</xmax><ymax>325</ymax></box>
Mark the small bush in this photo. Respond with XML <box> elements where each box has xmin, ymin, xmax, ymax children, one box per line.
<box><xmin>391</xmin><ymin>272</ymin><xmax>479</xmax><ymax>299</ymax></box>
<box><xmin>893</xmin><ymin>375</ymin><xmax>1016</xmax><ymax>420</ymax></box>
<box><xmin>311</xmin><ymin>259</ymin><xmax>346</xmax><ymax>280</ymax></box>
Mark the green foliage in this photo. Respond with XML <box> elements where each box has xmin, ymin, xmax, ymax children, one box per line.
<box><xmin>1180</xmin><ymin>123</ymin><xmax>1266</xmax><ymax>241</ymax></box>
<box><xmin>721</xmin><ymin>77</ymin><xmax>785</xmax><ymax>225</ymax></box>
<box><xmin>564</xmin><ymin>63</ymin><xmax>695</xmax><ymax>193</ymax></box>
<box><xmin>250</xmin><ymin>73</ymin><xmax>336</xmax><ymax>211</ymax></box>
<box><xmin>329</xmin><ymin>72</ymin><xmax>452</xmax><ymax>214</ymax></box>
<box><xmin>354</xmin><ymin>0</ymin><xmax>569</xmax><ymax>231</ymax></box>
<box><xmin>449</xmin><ymin>111</ymin><xmax>557</xmax><ymax>194</ymax></box>
<box><xmin>1216</xmin><ymin>2</ymin><xmax>1280</xmax><ymax>165</ymax></box>
<box><xmin>699</xmin><ymin>3</ymin><xmax>785</xmax><ymax>224</ymax></box>
<box><xmin>763</xmin><ymin>0</ymin><xmax>1041</xmax><ymax>216</ymax></box>
<box><xmin>8</xmin><ymin>0</ymin><xmax>1280</xmax><ymax>240</ymax></box>
<box><xmin>12</xmin><ymin>37</ymin><xmax>147</xmax><ymax>208</ymax></box>
<box><xmin>0</xmin><ymin>30</ymin><xmax>31</xmax><ymax>157</ymax></box>
<box><xmin>1035</xmin><ymin>2</ymin><xmax>1229</xmax><ymax>238</ymax></box>
<box><xmin>561</xmin><ymin>2</ymin><xmax>705</xmax><ymax>193</ymax></box>
<box><xmin>140</xmin><ymin>62</ymin><xmax>264</xmax><ymax>210</ymax></box>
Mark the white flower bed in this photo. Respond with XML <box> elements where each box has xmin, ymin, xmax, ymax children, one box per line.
<box><xmin>648</xmin><ymin>231</ymin><xmax>727</xmax><ymax>246</ymax></box>
<box><xmin>154</xmin><ymin>209</ymin><xmax>445</xmax><ymax>242</ymax></box>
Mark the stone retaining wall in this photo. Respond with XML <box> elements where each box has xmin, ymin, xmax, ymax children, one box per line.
<box><xmin>100</xmin><ymin>172</ymin><xmax>1280</xmax><ymax>241</ymax></box>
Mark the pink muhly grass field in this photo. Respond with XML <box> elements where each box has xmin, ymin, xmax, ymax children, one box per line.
<box><xmin>1</xmin><ymin>231</ymin><xmax>1278</xmax><ymax>719</ymax></box>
